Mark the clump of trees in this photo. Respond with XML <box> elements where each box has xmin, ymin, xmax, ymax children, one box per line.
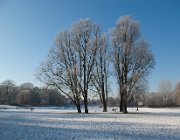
<box><xmin>36</xmin><ymin>19</ymin><xmax>110</xmax><ymax>113</ymax></box>
<box><xmin>36</xmin><ymin>15</ymin><xmax>155</xmax><ymax>113</ymax></box>
<box><xmin>0</xmin><ymin>80</ymin><xmax>66</xmax><ymax>106</ymax></box>
<box><xmin>2</xmin><ymin>16</ymin><xmax>180</xmax><ymax>114</ymax></box>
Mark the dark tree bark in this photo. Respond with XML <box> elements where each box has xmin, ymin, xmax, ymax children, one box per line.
<box><xmin>120</xmin><ymin>89</ymin><xmax>124</xmax><ymax>112</ymax></box>
<box><xmin>76</xmin><ymin>100</ymin><xmax>81</xmax><ymax>113</ymax></box>
<box><xmin>83</xmin><ymin>46</ymin><xmax>88</xmax><ymax>114</ymax></box>
<box><xmin>101</xmin><ymin>75</ymin><xmax>107</xmax><ymax>112</ymax></box>
<box><xmin>84</xmin><ymin>90</ymin><xmax>88</xmax><ymax>113</ymax></box>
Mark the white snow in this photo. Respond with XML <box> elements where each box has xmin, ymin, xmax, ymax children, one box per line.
<box><xmin>0</xmin><ymin>106</ymin><xmax>180</xmax><ymax>140</ymax></box>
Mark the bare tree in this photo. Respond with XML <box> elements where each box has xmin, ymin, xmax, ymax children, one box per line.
<box><xmin>36</xmin><ymin>19</ymin><xmax>100</xmax><ymax>113</ymax></box>
<box><xmin>159</xmin><ymin>80</ymin><xmax>172</xmax><ymax>107</ymax></box>
<box><xmin>72</xmin><ymin>19</ymin><xmax>100</xmax><ymax>113</ymax></box>
<box><xmin>111</xmin><ymin>16</ymin><xmax>155</xmax><ymax>113</ymax></box>
<box><xmin>91</xmin><ymin>34</ymin><xmax>110</xmax><ymax>112</ymax></box>
<box><xmin>36</xmin><ymin>30</ymin><xmax>82</xmax><ymax>113</ymax></box>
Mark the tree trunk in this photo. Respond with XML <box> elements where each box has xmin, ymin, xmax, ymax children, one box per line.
<box><xmin>83</xmin><ymin>45</ymin><xmax>88</xmax><ymax>114</ymax></box>
<box><xmin>76</xmin><ymin>97</ymin><xmax>81</xmax><ymax>113</ymax></box>
<box><xmin>120</xmin><ymin>87</ymin><xmax>124</xmax><ymax>112</ymax></box>
<box><xmin>136</xmin><ymin>102</ymin><xmax>139</xmax><ymax>111</ymax></box>
<box><xmin>74</xmin><ymin>98</ymin><xmax>81</xmax><ymax>113</ymax></box>
<box><xmin>123</xmin><ymin>88</ymin><xmax>128</xmax><ymax>113</ymax></box>
<box><xmin>102</xmin><ymin>75</ymin><xmax>107</xmax><ymax>112</ymax></box>
<box><xmin>103</xmin><ymin>103</ymin><xmax>107</xmax><ymax>112</ymax></box>
<box><xmin>102</xmin><ymin>88</ymin><xmax>107</xmax><ymax>112</ymax></box>
<box><xmin>120</xmin><ymin>97</ymin><xmax>124</xmax><ymax>112</ymax></box>
<box><xmin>76</xmin><ymin>102</ymin><xmax>81</xmax><ymax>113</ymax></box>
<box><xmin>84</xmin><ymin>90</ymin><xmax>88</xmax><ymax>113</ymax></box>
<box><xmin>102</xmin><ymin>90</ymin><xmax>107</xmax><ymax>112</ymax></box>
<box><xmin>123</xmin><ymin>96</ymin><xmax>128</xmax><ymax>113</ymax></box>
<box><xmin>102</xmin><ymin>92</ymin><xmax>107</xmax><ymax>112</ymax></box>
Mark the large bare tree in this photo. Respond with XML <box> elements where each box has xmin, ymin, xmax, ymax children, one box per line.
<box><xmin>111</xmin><ymin>16</ymin><xmax>155</xmax><ymax>113</ymax></box>
<box><xmin>36</xmin><ymin>31</ymin><xmax>82</xmax><ymax>113</ymax></box>
<box><xmin>36</xmin><ymin>19</ymin><xmax>100</xmax><ymax>113</ymax></box>
<box><xmin>72</xmin><ymin>19</ymin><xmax>100</xmax><ymax>113</ymax></box>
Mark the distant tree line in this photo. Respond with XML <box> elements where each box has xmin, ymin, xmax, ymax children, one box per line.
<box><xmin>1</xmin><ymin>79</ymin><xmax>180</xmax><ymax>109</ymax></box>
<box><xmin>90</xmin><ymin>80</ymin><xmax>180</xmax><ymax>108</ymax></box>
<box><xmin>36</xmin><ymin>15</ymin><xmax>155</xmax><ymax>113</ymax></box>
<box><xmin>114</xmin><ymin>80</ymin><xmax>180</xmax><ymax>108</ymax></box>
<box><xmin>0</xmin><ymin>80</ymin><xmax>66</xmax><ymax>106</ymax></box>
<box><xmin>145</xmin><ymin>80</ymin><xmax>180</xmax><ymax>107</ymax></box>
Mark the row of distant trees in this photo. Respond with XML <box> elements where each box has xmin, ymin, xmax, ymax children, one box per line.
<box><xmin>99</xmin><ymin>80</ymin><xmax>180</xmax><ymax>108</ymax></box>
<box><xmin>0</xmin><ymin>80</ymin><xmax>66</xmax><ymax>106</ymax></box>
<box><xmin>146</xmin><ymin>80</ymin><xmax>180</xmax><ymax>107</ymax></box>
<box><xmin>36</xmin><ymin>15</ymin><xmax>155</xmax><ymax>113</ymax></box>
<box><xmin>1</xmin><ymin>79</ymin><xmax>180</xmax><ymax>109</ymax></box>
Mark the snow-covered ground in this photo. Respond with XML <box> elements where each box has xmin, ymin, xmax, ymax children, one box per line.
<box><xmin>0</xmin><ymin>105</ymin><xmax>180</xmax><ymax>140</ymax></box>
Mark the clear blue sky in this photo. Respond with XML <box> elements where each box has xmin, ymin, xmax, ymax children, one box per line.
<box><xmin>0</xmin><ymin>0</ymin><xmax>180</xmax><ymax>92</ymax></box>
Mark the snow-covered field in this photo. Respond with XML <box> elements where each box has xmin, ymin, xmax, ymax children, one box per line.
<box><xmin>0</xmin><ymin>105</ymin><xmax>180</xmax><ymax>140</ymax></box>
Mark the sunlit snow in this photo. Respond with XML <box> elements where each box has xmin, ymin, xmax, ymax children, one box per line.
<box><xmin>0</xmin><ymin>105</ymin><xmax>180</xmax><ymax>140</ymax></box>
